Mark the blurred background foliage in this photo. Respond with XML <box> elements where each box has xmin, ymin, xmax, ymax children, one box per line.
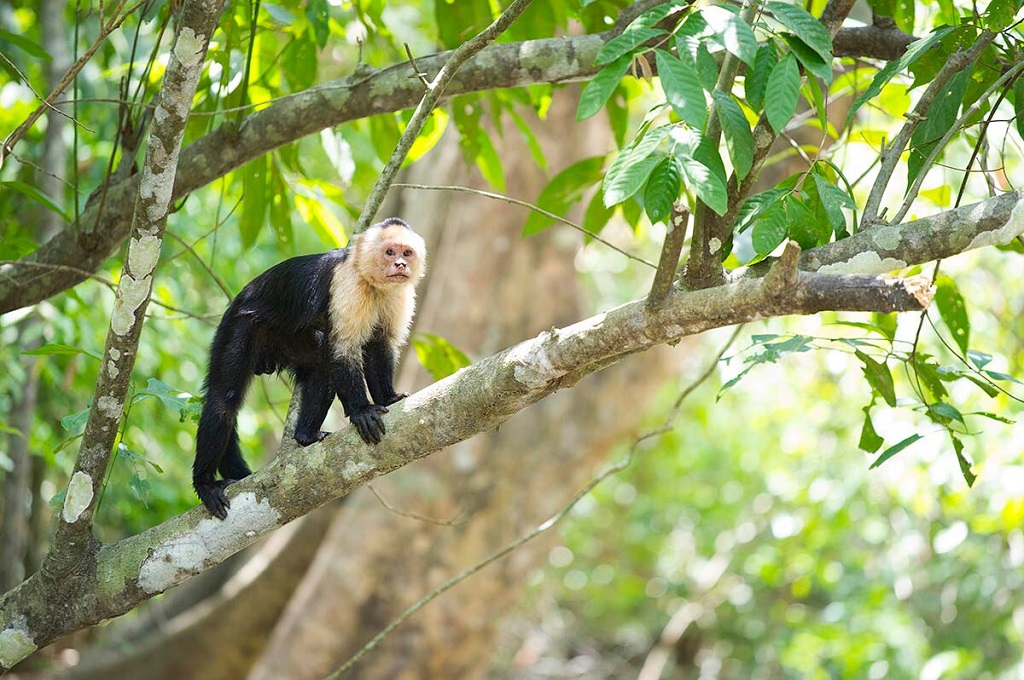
<box><xmin>1</xmin><ymin>0</ymin><xmax>1023</xmax><ymax>676</ymax></box>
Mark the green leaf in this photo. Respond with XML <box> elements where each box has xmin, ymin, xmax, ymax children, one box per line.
<box><xmin>985</xmin><ymin>370</ymin><xmax>1023</xmax><ymax>385</ymax></box>
<box><xmin>0</xmin><ymin>29</ymin><xmax>51</xmax><ymax>60</ymax></box>
<box><xmin>411</xmin><ymin>333</ymin><xmax>472</xmax><ymax>380</ymax></box>
<box><xmin>873</xmin><ymin>312</ymin><xmax>898</xmax><ymax>341</ymax></box>
<box><xmin>951</xmin><ymin>435</ymin><xmax>976</xmax><ymax>486</ymax></box>
<box><xmin>695</xmin><ymin>43</ymin><xmax>720</xmax><ymax>92</ymax></box>
<box><xmin>766</xmin><ymin>1</ymin><xmax>833</xmax><ymax>64</ymax></box>
<box><xmin>578</xmin><ymin>54</ymin><xmax>632</xmax><ymax>121</ymax></box>
<box><xmin>582</xmin><ymin>189</ymin><xmax>615</xmax><ymax>236</ymax></box>
<box><xmin>859</xmin><ymin>408</ymin><xmax>884</xmax><ymax>453</ymax></box>
<box><xmin>736</xmin><ymin>188</ymin><xmax>786</xmax><ymax>233</ymax></box>
<box><xmin>929</xmin><ymin>401</ymin><xmax>965</xmax><ymax>427</ymax></box>
<box><xmin>474</xmin><ymin>131</ymin><xmax>506</xmax><ymax>192</ymax></box>
<box><xmin>603</xmin><ymin>126</ymin><xmax>671</xmax><ymax>207</ymax></box>
<box><xmin>675</xmin><ymin>140</ymin><xmax>727</xmax><ymax>215</ymax></box>
<box><xmin>22</xmin><ymin>343</ymin><xmax>101</xmax><ymax>361</ymax></box>
<box><xmin>847</xmin><ymin>28</ymin><xmax>952</xmax><ymax>124</ymax></box>
<box><xmin>508</xmin><ymin>107</ymin><xmax>547</xmax><ymax>170</ymax></box>
<box><xmin>813</xmin><ymin>175</ymin><xmax>854</xmax><ymax>236</ymax></box>
<box><xmin>136</xmin><ymin>378</ymin><xmax>195</xmax><ymax>415</ymax></box>
<box><xmin>870</xmin><ymin>433</ymin><xmax>923</xmax><ymax>469</ymax></box>
<box><xmin>786</xmin><ymin>196</ymin><xmax>820</xmax><ymax>249</ymax></box>
<box><xmin>1014</xmin><ymin>76</ymin><xmax>1024</xmax><ymax>140</ymax></box>
<box><xmin>61</xmin><ymin>407</ymin><xmax>90</xmax><ymax>435</ymax></box>
<box><xmin>832</xmin><ymin>320</ymin><xmax>894</xmax><ymax>341</ymax></box>
<box><xmin>911</xmin><ymin>356</ymin><xmax>949</xmax><ymax>400</ymax></box>
<box><xmin>643</xmin><ymin>156</ymin><xmax>682</xmax><ymax>223</ymax></box>
<box><xmin>751</xmin><ymin>200</ymin><xmax>787</xmax><ymax>255</ymax></box>
<box><xmin>628</xmin><ymin>1</ymin><xmax>689</xmax><ymax>29</ymax></box>
<box><xmin>713</xmin><ymin>91</ymin><xmax>754</xmax><ymax>179</ymax></box>
<box><xmin>934</xmin><ymin>273</ymin><xmax>970</xmax><ymax>356</ymax></box>
<box><xmin>604</xmin><ymin>153</ymin><xmax>664</xmax><ymax>207</ymax></box>
<box><xmin>967</xmin><ymin>349</ymin><xmax>992</xmax><ymax>369</ymax></box>
<box><xmin>765</xmin><ymin>53</ymin><xmax>800</xmax><ymax>135</ymax></box>
<box><xmin>701</xmin><ymin>5</ymin><xmax>758</xmax><ymax>66</ymax></box>
<box><xmin>908</xmin><ymin>69</ymin><xmax>970</xmax><ymax>188</ymax></box>
<box><xmin>305</xmin><ymin>0</ymin><xmax>330</xmax><ymax>47</ymax></box>
<box><xmin>1</xmin><ymin>181</ymin><xmax>68</xmax><ymax>221</ymax></box>
<box><xmin>784</xmin><ymin>34</ymin><xmax>832</xmax><ymax>84</ymax></box>
<box><xmin>596</xmin><ymin>27</ymin><xmax>665</xmax><ymax>66</ymax></box>
<box><xmin>240</xmin><ymin>156</ymin><xmax>269</xmax><ymax>248</ymax></box>
<box><xmin>856</xmin><ymin>349</ymin><xmax>896</xmax><ymax>407</ymax></box>
<box><xmin>262</xmin><ymin>3</ymin><xmax>298</xmax><ymax>25</ymax></box>
<box><xmin>268</xmin><ymin>168</ymin><xmax>293</xmax><ymax>246</ymax></box>
<box><xmin>746</xmin><ymin>43</ymin><xmax>778</xmax><ymax>111</ymax></box>
<box><xmin>524</xmin><ymin>156</ymin><xmax>607</xmax><ymax>235</ymax></box>
<box><xmin>655</xmin><ymin>49</ymin><xmax>708</xmax><ymax>129</ymax></box>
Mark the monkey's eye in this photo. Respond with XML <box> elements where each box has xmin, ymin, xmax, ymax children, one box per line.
<box><xmin>403</xmin><ymin>249</ymin><xmax>413</xmax><ymax>257</ymax></box>
<box><xmin>386</xmin><ymin>248</ymin><xmax>395</xmax><ymax>256</ymax></box>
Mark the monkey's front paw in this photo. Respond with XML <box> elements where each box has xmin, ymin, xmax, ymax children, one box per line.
<box><xmin>350</xmin><ymin>405</ymin><xmax>389</xmax><ymax>445</ymax></box>
<box><xmin>295</xmin><ymin>430</ymin><xmax>330</xmax><ymax>446</ymax></box>
<box><xmin>195</xmin><ymin>480</ymin><xmax>232</xmax><ymax>520</ymax></box>
<box><xmin>379</xmin><ymin>392</ymin><xmax>409</xmax><ymax>407</ymax></box>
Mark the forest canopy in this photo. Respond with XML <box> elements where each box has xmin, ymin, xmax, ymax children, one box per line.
<box><xmin>1</xmin><ymin>0</ymin><xmax>1023</xmax><ymax>677</ymax></box>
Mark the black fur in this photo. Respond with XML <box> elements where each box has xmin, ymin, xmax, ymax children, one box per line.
<box><xmin>193</xmin><ymin>240</ymin><xmax>408</xmax><ymax>520</ymax></box>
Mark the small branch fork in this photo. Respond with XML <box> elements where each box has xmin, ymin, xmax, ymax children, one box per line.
<box><xmin>684</xmin><ymin>0</ymin><xmax>860</xmax><ymax>289</ymax></box>
<box><xmin>647</xmin><ymin>204</ymin><xmax>690</xmax><ymax>309</ymax></box>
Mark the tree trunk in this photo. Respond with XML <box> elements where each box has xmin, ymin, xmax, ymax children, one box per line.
<box><xmin>51</xmin><ymin>88</ymin><xmax>675</xmax><ymax>680</ymax></box>
<box><xmin>246</xmin><ymin>90</ymin><xmax>674</xmax><ymax>680</ymax></box>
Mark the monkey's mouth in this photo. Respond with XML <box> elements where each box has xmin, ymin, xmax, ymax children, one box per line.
<box><xmin>387</xmin><ymin>272</ymin><xmax>410</xmax><ymax>280</ymax></box>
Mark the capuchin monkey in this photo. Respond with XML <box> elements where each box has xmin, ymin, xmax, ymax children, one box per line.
<box><xmin>193</xmin><ymin>217</ymin><xmax>426</xmax><ymax>519</ymax></box>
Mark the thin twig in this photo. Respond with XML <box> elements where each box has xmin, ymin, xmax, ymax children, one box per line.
<box><xmin>367</xmin><ymin>484</ymin><xmax>468</xmax><ymax>526</ymax></box>
<box><xmin>1</xmin><ymin>0</ymin><xmax>147</xmax><ymax>163</ymax></box>
<box><xmin>404</xmin><ymin>43</ymin><xmax>431</xmax><ymax>88</ymax></box>
<box><xmin>889</xmin><ymin>59</ymin><xmax>1024</xmax><ymax>226</ymax></box>
<box><xmin>353</xmin><ymin>0</ymin><xmax>535</xmax><ymax>233</ymax></box>
<box><xmin>327</xmin><ymin>325</ymin><xmax>745</xmax><ymax>678</ymax></box>
<box><xmin>163</xmin><ymin>231</ymin><xmax>234</xmax><ymax>300</ymax></box>
<box><xmin>392</xmin><ymin>182</ymin><xmax>657</xmax><ymax>268</ymax></box>
<box><xmin>860</xmin><ymin>32</ymin><xmax>997</xmax><ymax>228</ymax></box>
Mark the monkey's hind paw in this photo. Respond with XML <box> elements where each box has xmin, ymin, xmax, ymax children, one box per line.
<box><xmin>195</xmin><ymin>480</ymin><xmax>233</xmax><ymax>520</ymax></box>
<box><xmin>379</xmin><ymin>392</ymin><xmax>410</xmax><ymax>407</ymax></box>
<box><xmin>295</xmin><ymin>430</ymin><xmax>330</xmax><ymax>446</ymax></box>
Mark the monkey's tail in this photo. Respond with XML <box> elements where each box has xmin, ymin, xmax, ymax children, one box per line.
<box><xmin>194</xmin><ymin>316</ymin><xmax>257</xmax><ymax>518</ymax></box>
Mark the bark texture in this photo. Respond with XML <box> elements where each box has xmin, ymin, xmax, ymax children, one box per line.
<box><xmin>247</xmin><ymin>91</ymin><xmax>674</xmax><ymax>680</ymax></box>
<box><xmin>0</xmin><ymin>4</ymin><xmax>918</xmax><ymax>316</ymax></box>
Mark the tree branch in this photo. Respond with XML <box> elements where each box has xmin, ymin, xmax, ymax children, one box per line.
<box><xmin>0</xmin><ymin>258</ymin><xmax>932</xmax><ymax>668</ymax></box>
<box><xmin>0</xmin><ymin>12</ymin><xmax>923</xmax><ymax>315</ymax></box>
<box><xmin>0</xmin><ymin>0</ymin><xmax>222</xmax><ymax>668</ymax></box>
<box><xmin>860</xmin><ymin>31</ymin><xmax>998</xmax><ymax>228</ymax></box>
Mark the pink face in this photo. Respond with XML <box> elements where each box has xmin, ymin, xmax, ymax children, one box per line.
<box><xmin>382</xmin><ymin>239</ymin><xmax>419</xmax><ymax>281</ymax></box>
<box><xmin>360</xmin><ymin>224</ymin><xmax>426</xmax><ymax>287</ymax></box>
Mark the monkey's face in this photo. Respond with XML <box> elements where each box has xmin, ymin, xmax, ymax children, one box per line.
<box><xmin>359</xmin><ymin>224</ymin><xmax>427</xmax><ymax>288</ymax></box>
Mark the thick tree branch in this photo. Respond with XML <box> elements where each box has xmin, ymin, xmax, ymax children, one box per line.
<box><xmin>740</xmin><ymin>190</ymin><xmax>1024</xmax><ymax>277</ymax></box>
<box><xmin>0</xmin><ymin>12</ymin><xmax>921</xmax><ymax>315</ymax></box>
<box><xmin>0</xmin><ymin>255</ymin><xmax>932</xmax><ymax>669</ymax></box>
<box><xmin>0</xmin><ymin>0</ymin><xmax>221</xmax><ymax>669</ymax></box>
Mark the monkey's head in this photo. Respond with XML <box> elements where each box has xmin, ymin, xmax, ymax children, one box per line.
<box><xmin>355</xmin><ymin>217</ymin><xmax>427</xmax><ymax>289</ymax></box>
